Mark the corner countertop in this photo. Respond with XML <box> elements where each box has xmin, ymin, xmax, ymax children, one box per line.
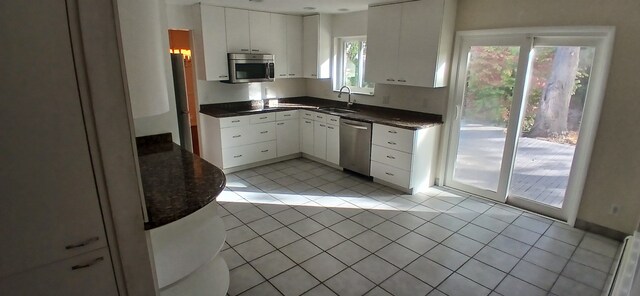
<box><xmin>199</xmin><ymin>97</ymin><xmax>443</xmax><ymax>130</ymax></box>
<box><xmin>137</xmin><ymin>133</ymin><xmax>226</xmax><ymax>230</ymax></box>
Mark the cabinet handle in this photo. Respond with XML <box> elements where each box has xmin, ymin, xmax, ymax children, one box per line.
<box><xmin>218</xmin><ymin>75</ymin><xmax>228</xmax><ymax>78</ymax></box>
<box><xmin>279</xmin><ymin>74</ymin><xmax>287</xmax><ymax>77</ymax></box>
<box><xmin>259</xmin><ymin>116</ymin><xmax>268</xmax><ymax>119</ymax></box>
<box><xmin>241</xmin><ymin>49</ymin><xmax>249</xmax><ymax>52</ymax></box>
<box><xmin>330</xmin><ymin>118</ymin><xmax>337</xmax><ymax>122</ymax></box>
<box><xmin>284</xmin><ymin>114</ymin><xmax>291</xmax><ymax>117</ymax></box>
<box><xmin>232</xmin><ymin>135</ymin><xmax>241</xmax><ymax>138</ymax></box>
<box><xmin>288</xmin><ymin>74</ymin><xmax>295</xmax><ymax>76</ymax></box>
<box><xmin>385</xmin><ymin>172</ymin><xmax>395</xmax><ymax>176</ymax></box>
<box><xmin>234</xmin><ymin>154</ymin><xmax>243</xmax><ymax>158</ymax></box>
<box><xmin>261</xmin><ymin>149</ymin><xmax>269</xmax><ymax>153</ymax></box>
<box><xmin>65</xmin><ymin>236</ymin><xmax>99</xmax><ymax>250</ymax></box>
<box><xmin>252</xmin><ymin>49</ymin><xmax>259</xmax><ymax>52</ymax></box>
<box><xmin>232</xmin><ymin>120</ymin><xmax>240</xmax><ymax>123</ymax></box>
<box><xmin>319</xmin><ymin>124</ymin><xmax>326</xmax><ymax>127</ymax></box>
<box><xmin>316</xmin><ymin>116</ymin><xmax>323</xmax><ymax>119</ymax></box>
<box><xmin>388</xmin><ymin>130</ymin><xmax>397</xmax><ymax>134</ymax></box>
<box><xmin>328</xmin><ymin>126</ymin><xmax>334</xmax><ymax>130</ymax></box>
<box><xmin>277</xmin><ymin>122</ymin><xmax>284</xmax><ymax>125</ymax></box>
<box><xmin>388</xmin><ymin>141</ymin><xmax>397</xmax><ymax>145</ymax></box>
<box><xmin>305</xmin><ymin>120</ymin><xmax>311</xmax><ymax>124</ymax></box>
<box><xmin>398</xmin><ymin>79</ymin><xmax>407</xmax><ymax>82</ymax></box>
<box><xmin>71</xmin><ymin>256</ymin><xmax>104</xmax><ymax>270</ymax></box>
<box><xmin>311</xmin><ymin>74</ymin><xmax>317</xmax><ymax>77</ymax></box>
<box><xmin>386</xmin><ymin>78</ymin><xmax>395</xmax><ymax>82</ymax></box>
<box><xmin>386</xmin><ymin>155</ymin><xmax>396</xmax><ymax>160</ymax></box>
<box><xmin>260</xmin><ymin>131</ymin><xmax>268</xmax><ymax>134</ymax></box>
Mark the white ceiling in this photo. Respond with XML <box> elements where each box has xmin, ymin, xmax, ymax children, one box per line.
<box><xmin>165</xmin><ymin>0</ymin><xmax>404</xmax><ymax>15</ymax></box>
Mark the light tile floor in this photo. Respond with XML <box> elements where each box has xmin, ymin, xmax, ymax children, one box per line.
<box><xmin>218</xmin><ymin>158</ymin><xmax>621</xmax><ymax>296</ymax></box>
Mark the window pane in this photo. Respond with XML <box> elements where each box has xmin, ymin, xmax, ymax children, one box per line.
<box><xmin>361</xmin><ymin>41</ymin><xmax>374</xmax><ymax>89</ymax></box>
<box><xmin>343</xmin><ymin>41</ymin><xmax>360</xmax><ymax>88</ymax></box>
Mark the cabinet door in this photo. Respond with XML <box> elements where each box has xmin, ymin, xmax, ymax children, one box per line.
<box><xmin>0</xmin><ymin>248</ymin><xmax>117</xmax><ymax>296</ymax></box>
<box><xmin>365</xmin><ymin>4</ymin><xmax>401</xmax><ymax>84</ymax></box>
<box><xmin>398</xmin><ymin>0</ymin><xmax>443</xmax><ymax>87</ymax></box>
<box><xmin>286</xmin><ymin>15</ymin><xmax>303</xmax><ymax>78</ymax></box>
<box><xmin>276</xmin><ymin>119</ymin><xmax>300</xmax><ymax>157</ymax></box>
<box><xmin>271</xmin><ymin>14</ymin><xmax>288</xmax><ymax>78</ymax></box>
<box><xmin>313</xmin><ymin>121</ymin><xmax>327</xmax><ymax>160</ymax></box>
<box><xmin>300</xmin><ymin>118</ymin><xmax>314</xmax><ymax>155</ymax></box>
<box><xmin>249</xmin><ymin>11</ymin><xmax>272</xmax><ymax>53</ymax></box>
<box><xmin>225</xmin><ymin>8</ymin><xmax>250</xmax><ymax>53</ymax></box>
<box><xmin>195</xmin><ymin>5</ymin><xmax>229</xmax><ymax>81</ymax></box>
<box><xmin>1</xmin><ymin>0</ymin><xmax>107</xmax><ymax>278</ymax></box>
<box><xmin>302</xmin><ymin>15</ymin><xmax>318</xmax><ymax>78</ymax></box>
<box><xmin>326</xmin><ymin>124</ymin><xmax>340</xmax><ymax>165</ymax></box>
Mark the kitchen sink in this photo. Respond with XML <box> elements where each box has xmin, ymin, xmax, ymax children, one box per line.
<box><xmin>320</xmin><ymin>107</ymin><xmax>357</xmax><ymax>115</ymax></box>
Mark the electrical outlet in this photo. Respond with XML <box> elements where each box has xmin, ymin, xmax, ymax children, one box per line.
<box><xmin>382</xmin><ymin>95</ymin><xmax>390</xmax><ymax>104</ymax></box>
<box><xmin>610</xmin><ymin>204</ymin><xmax>620</xmax><ymax>215</ymax></box>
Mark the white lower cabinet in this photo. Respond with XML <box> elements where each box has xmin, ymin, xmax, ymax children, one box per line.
<box><xmin>313</xmin><ymin>121</ymin><xmax>327</xmax><ymax>159</ymax></box>
<box><xmin>276</xmin><ymin>119</ymin><xmax>300</xmax><ymax>157</ymax></box>
<box><xmin>370</xmin><ymin>123</ymin><xmax>440</xmax><ymax>193</ymax></box>
<box><xmin>326</xmin><ymin>123</ymin><xmax>340</xmax><ymax>165</ymax></box>
<box><xmin>300</xmin><ymin>118</ymin><xmax>314</xmax><ymax>155</ymax></box>
<box><xmin>0</xmin><ymin>248</ymin><xmax>117</xmax><ymax>296</ymax></box>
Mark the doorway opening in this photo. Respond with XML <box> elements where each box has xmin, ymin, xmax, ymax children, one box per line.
<box><xmin>443</xmin><ymin>28</ymin><xmax>614</xmax><ymax>223</ymax></box>
<box><xmin>169</xmin><ymin>29</ymin><xmax>200</xmax><ymax>155</ymax></box>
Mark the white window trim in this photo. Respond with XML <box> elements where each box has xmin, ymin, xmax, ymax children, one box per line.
<box><xmin>333</xmin><ymin>36</ymin><xmax>375</xmax><ymax>95</ymax></box>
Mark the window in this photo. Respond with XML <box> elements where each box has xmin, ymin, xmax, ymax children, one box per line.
<box><xmin>335</xmin><ymin>37</ymin><xmax>374</xmax><ymax>95</ymax></box>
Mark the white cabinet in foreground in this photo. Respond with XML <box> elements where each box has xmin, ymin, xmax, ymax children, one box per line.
<box><xmin>370</xmin><ymin>123</ymin><xmax>440</xmax><ymax>194</ymax></box>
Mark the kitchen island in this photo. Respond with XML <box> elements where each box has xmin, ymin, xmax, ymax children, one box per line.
<box><xmin>137</xmin><ymin>133</ymin><xmax>228</xmax><ymax>296</ymax></box>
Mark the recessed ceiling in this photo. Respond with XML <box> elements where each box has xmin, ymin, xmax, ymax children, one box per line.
<box><xmin>165</xmin><ymin>0</ymin><xmax>405</xmax><ymax>15</ymax></box>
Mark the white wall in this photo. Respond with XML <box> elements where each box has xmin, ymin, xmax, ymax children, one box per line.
<box><xmin>127</xmin><ymin>2</ymin><xmax>180</xmax><ymax>143</ymax></box>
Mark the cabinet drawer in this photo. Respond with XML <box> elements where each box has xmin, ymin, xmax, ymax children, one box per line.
<box><xmin>372</xmin><ymin>124</ymin><xmax>414</xmax><ymax>153</ymax></box>
<box><xmin>221</xmin><ymin>122</ymin><xmax>275</xmax><ymax>148</ymax></box>
<box><xmin>0</xmin><ymin>248</ymin><xmax>117</xmax><ymax>296</ymax></box>
<box><xmin>326</xmin><ymin>114</ymin><xmax>340</xmax><ymax>125</ymax></box>
<box><xmin>371</xmin><ymin>161</ymin><xmax>411</xmax><ymax>188</ymax></box>
<box><xmin>222</xmin><ymin>141</ymin><xmax>276</xmax><ymax>168</ymax></box>
<box><xmin>276</xmin><ymin>110</ymin><xmax>299</xmax><ymax>121</ymax></box>
<box><xmin>301</xmin><ymin>110</ymin><xmax>314</xmax><ymax>120</ymax></box>
<box><xmin>312</xmin><ymin>111</ymin><xmax>327</xmax><ymax>123</ymax></box>
<box><xmin>371</xmin><ymin>145</ymin><xmax>412</xmax><ymax>170</ymax></box>
<box><xmin>219</xmin><ymin>116</ymin><xmax>249</xmax><ymax>128</ymax></box>
<box><xmin>250</xmin><ymin>112</ymin><xmax>276</xmax><ymax>124</ymax></box>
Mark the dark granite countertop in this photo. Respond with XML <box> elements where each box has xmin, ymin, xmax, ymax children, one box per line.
<box><xmin>137</xmin><ymin>133</ymin><xmax>226</xmax><ymax>230</ymax></box>
<box><xmin>200</xmin><ymin>97</ymin><xmax>443</xmax><ymax>130</ymax></box>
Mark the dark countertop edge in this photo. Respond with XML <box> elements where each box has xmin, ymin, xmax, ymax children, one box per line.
<box><xmin>137</xmin><ymin>134</ymin><xmax>226</xmax><ymax>230</ymax></box>
<box><xmin>199</xmin><ymin>97</ymin><xmax>443</xmax><ymax>130</ymax></box>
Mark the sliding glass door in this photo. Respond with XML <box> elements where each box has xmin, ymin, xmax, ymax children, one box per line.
<box><xmin>444</xmin><ymin>30</ymin><xmax>614</xmax><ymax>221</ymax></box>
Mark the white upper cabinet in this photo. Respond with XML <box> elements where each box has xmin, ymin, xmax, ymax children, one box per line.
<box><xmin>249</xmin><ymin>11</ymin><xmax>272</xmax><ymax>53</ymax></box>
<box><xmin>225</xmin><ymin>8</ymin><xmax>251</xmax><ymax>53</ymax></box>
<box><xmin>193</xmin><ymin>4</ymin><xmax>229</xmax><ymax>81</ymax></box>
<box><xmin>286</xmin><ymin>15</ymin><xmax>303</xmax><ymax>78</ymax></box>
<box><xmin>303</xmin><ymin>14</ymin><xmax>332</xmax><ymax>79</ymax></box>
<box><xmin>366</xmin><ymin>0</ymin><xmax>457</xmax><ymax>88</ymax></box>
<box><xmin>225</xmin><ymin>9</ymin><xmax>273</xmax><ymax>54</ymax></box>
<box><xmin>364</xmin><ymin>4</ymin><xmax>402</xmax><ymax>85</ymax></box>
<box><xmin>271</xmin><ymin>14</ymin><xmax>288</xmax><ymax>78</ymax></box>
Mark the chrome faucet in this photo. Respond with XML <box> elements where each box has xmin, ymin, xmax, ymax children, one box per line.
<box><xmin>338</xmin><ymin>85</ymin><xmax>353</xmax><ymax>107</ymax></box>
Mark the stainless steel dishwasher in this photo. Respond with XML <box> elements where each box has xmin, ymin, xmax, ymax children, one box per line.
<box><xmin>340</xmin><ymin>118</ymin><xmax>372</xmax><ymax>176</ymax></box>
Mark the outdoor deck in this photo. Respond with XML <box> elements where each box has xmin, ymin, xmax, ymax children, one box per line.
<box><xmin>453</xmin><ymin>124</ymin><xmax>575</xmax><ymax>207</ymax></box>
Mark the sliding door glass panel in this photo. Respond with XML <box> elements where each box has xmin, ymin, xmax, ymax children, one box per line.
<box><xmin>452</xmin><ymin>46</ymin><xmax>521</xmax><ymax>192</ymax></box>
<box><xmin>510</xmin><ymin>46</ymin><xmax>595</xmax><ymax>207</ymax></box>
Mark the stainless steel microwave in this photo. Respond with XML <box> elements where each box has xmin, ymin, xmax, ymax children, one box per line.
<box><xmin>227</xmin><ymin>53</ymin><xmax>275</xmax><ymax>83</ymax></box>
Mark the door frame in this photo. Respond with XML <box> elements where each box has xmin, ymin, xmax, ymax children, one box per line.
<box><xmin>438</xmin><ymin>26</ymin><xmax>615</xmax><ymax>225</ymax></box>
